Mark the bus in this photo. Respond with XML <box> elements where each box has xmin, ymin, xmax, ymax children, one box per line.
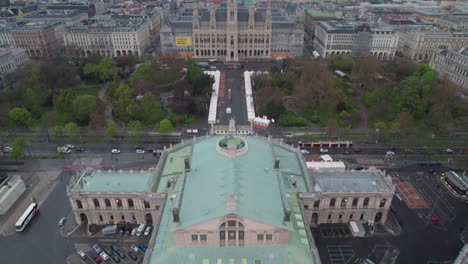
<box><xmin>198</xmin><ymin>62</ymin><xmax>209</xmax><ymax>70</ymax></box>
<box><xmin>298</xmin><ymin>140</ymin><xmax>353</xmax><ymax>149</ymax></box>
<box><xmin>15</xmin><ymin>203</ymin><xmax>39</xmax><ymax>232</ymax></box>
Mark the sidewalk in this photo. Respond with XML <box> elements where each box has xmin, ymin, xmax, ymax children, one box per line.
<box><xmin>0</xmin><ymin>170</ymin><xmax>62</xmax><ymax>236</ymax></box>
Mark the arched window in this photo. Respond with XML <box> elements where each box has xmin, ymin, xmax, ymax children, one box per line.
<box><xmin>363</xmin><ymin>198</ymin><xmax>370</xmax><ymax>208</ymax></box>
<box><xmin>104</xmin><ymin>199</ymin><xmax>111</xmax><ymax>208</ymax></box>
<box><xmin>330</xmin><ymin>198</ymin><xmax>336</xmax><ymax>207</ymax></box>
<box><xmin>379</xmin><ymin>199</ymin><xmax>387</xmax><ymax>208</ymax></box>
<box><xmin>76</xmin><ymin>200</ymin><xmax>83</xmax><ymax>209</ymax></box>
<box><xmin>93</xmin><ymin>199</ymin><xmax>100</xmax><ymax>208</ymax></box>
<box><xmin>352</xmin><ymin>198</ymin><xmax>358</xmax><ymax>207</ymax></box>
<box><xmin>128</xmin><ymin>199</ymin><xmax>134</xmax><ymax>209</ymax></box>
<box><xmin>116</xmin><ymin>199</ymin><xmax>123</xmax><ymax>209</ymax></box>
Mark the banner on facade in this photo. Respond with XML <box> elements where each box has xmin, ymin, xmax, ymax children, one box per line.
<box><xmin>175</xmin><ymin>36</ymin><xmax>193</xmax><ymax>47</ymax></box>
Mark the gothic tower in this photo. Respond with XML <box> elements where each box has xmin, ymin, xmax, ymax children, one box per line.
<box><xmin>226</xmin><ymin>0</ymin><xmax>238</xmax><ymax>61</ymax></box>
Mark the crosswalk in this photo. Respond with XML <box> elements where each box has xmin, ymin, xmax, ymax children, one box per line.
<box><xmin>73</xmin><ymin>158</ymin><xmax>103</xmax><ymax>166</ymax></box>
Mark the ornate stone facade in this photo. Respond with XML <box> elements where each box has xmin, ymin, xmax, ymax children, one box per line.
<box><xmin>160</xmin><ymin>0</ymin><xmax>304</xmax><ymax>61</ymax></box>
<box><xmin>300</xmin><ymin>170</ymin><xmax>395</xmax><ymax>226</ymax></box>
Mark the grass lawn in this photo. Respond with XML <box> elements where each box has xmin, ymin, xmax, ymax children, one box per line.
<box><xmin>74</xmin><ymin>86</ymin><xmax>99</xmax><ymax>97</ymax></box>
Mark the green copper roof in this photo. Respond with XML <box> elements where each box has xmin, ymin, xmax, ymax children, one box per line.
<box><xmin>71</xmin><ymin>171</ymin><xmax>154</xmax><ymax>193</ymax></box>
<box><xmin>149</xmin><ymin>136</ymin><xmax>316</xmax><ymax>264</ymax></box>
<box><xmin>178</xmin><ymin>136</ymin><xmax>299</xmax><ymax>229</ymax></box>
<box><xmin>307</xmin><ymin>9</ymin><xmax>335</xmax><ymax>18</ymax></box>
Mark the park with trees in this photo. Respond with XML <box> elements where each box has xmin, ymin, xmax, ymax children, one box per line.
<box><xmin>252</xmin><ymin>55</ymin><xmax>468</xmax><ymax>139</ymax></box>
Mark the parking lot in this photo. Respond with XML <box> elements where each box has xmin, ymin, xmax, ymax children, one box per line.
<box><xmin>73</xmin><ymin>242</ymin><xmax>146</xmax><ymax>264</ymax></box>
<box><xmin>312</xmin><ymin>165</ymin><xmax>468</xmax><ymax>264</ymax></box>
<box><xmin>67</xmin><ymin>223</ymin><xmax>151</xmax><ymax>264</ymax></box>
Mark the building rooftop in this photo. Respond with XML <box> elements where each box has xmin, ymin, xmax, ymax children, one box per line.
<box><xmin>70</xmin><ymin>170</ymin><xmax>155</xmax><ymax>193</ymax></box>
<box><xmin>460</xmin><ymin>47</ymin><xmax>468</xmax><ymax>57</ymax></box>
<box><xmin>318</xmin><ymin>20</ymin><xmax>355</xmax><ymax>33</ymax></box>
<box><xmin>312</xmin><ymin>170</ymin><xmax>394</xmax><ymax>193</ymax></box>
<box><xmin>178</xmin><ymin>136</ymin><xmax>307</xmax><ymax>230</ymax></box>
<box><xmin>149</xmin><ymin>136</ymin><xmax>316</xmax><ymax>264</ymax></box>
<box><xmin>415</xmin><ymin>7</ymin><xmax>448</xmax><ymax>17</ymax></box>
<box><xmin>306</xmin><ymin>9</ymin><xmax>335</xmax><ymax>19</ymax></box>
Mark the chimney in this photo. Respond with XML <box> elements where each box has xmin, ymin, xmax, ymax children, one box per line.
<box><xmin>172</xmin><ymin>208</ymin><xmax>180</xmax><ymax>222</ymax></box>
<box><xmin>184</xmin><ymin>158</ymin><xmax>190</xmax><ymax>172</ymax></box>
<box><xmin>274</xmin><ymin>158</ymin><xmax>280</xmax><ymax>169</ymax></box>
<box><xmin>283</xmin><ymin>209</ymin><xmax>291</xmax><ymax>222</ymax></box>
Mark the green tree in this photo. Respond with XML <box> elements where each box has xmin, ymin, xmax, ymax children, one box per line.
<box><xmin>186</xmin><ymin>58</ymin><xmax>203</xmax><ymax>84</ymax></box>
<box><xmin>9</xmin><ymin>138</ymin><xmax>26</xmax><ymax>159</ymax></box>
<box><xmin>157</xmin><ymin>119</ymin><xmax>173</xmax><ymax>134</ymax></box>
<box><xmin>128</xmin><ymin>120</ymin><xmax>143</xmax><ymax>138</ymax></box>
<box><xmin>130</xmin><ymin>63</ymin><xmax>153</xmax><ymax>86</ymax></box>
<box><xmin>51</xmin><ymin>125</ymin><xmax>64</xmax><ymax>139</ymax></box>
<box><xmin>112</xmin><ymin>82</ymin><xmax>134</xmax><ymax>123</ymax></box>
<box><xmin>83</xmin><ymin>57</ymin><xmax>118</xmax><ymax>82</ymax></box>
<box><xmin>105</xmin><ymin>121</ymin><xmax>117</xmax><ymax>138</ymax></box>
<box><xmin>192</xmin><ymin>74</ymin><xmax>214</xmax><ymax>97</ymax></box>
<box><xmin>64</xmin><ymin>122</ymin><xmax>78</xmax><ymax>138</ymax></box>
<box><xmin>333</xmin><ymin>55</ymin><xmax>355</xmax><ymax>72</ymax></box>
<box><xmin>25</xmin><ymin>88</ymin><xmax>50</xmax><ymax>117</ymax></box>
<box><xmin>72</xmin><ymin>95</ymin><xmax>98</xmax><ymax>124</ymax></box>
<box><xmin>8</xmin><ymin>107</ymin><xmax>32</xmax><ymax>126</ymax></box>
<box><xmin>54</xmin><ymin>89</ymin><xmax>77</xmax><ymax>113</ymax></box>
<box><xmin>140</xmin><ymin>92</ymin><xmax>164</xmax><ymax>125</ymax></box>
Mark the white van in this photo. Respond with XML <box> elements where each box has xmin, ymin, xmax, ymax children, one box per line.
<box><xmin>136</xmin><ymin>223</ymin><xmax>146</xmax><ymax>236</ymax></box>
<box><xmin>144</xmin><ymin>226</ymin><xmax>152</xmax><ymax>236</ymax></box>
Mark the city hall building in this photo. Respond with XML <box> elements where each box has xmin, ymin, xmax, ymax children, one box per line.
<box><xmin>160</xmin><ymin>0</ymin><xmax>304</xmax><ymax>61</ymax></box>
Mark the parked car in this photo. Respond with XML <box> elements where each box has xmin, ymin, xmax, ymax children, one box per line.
<box><xmin>319</xmin><ymin>148</ymin><xmax>328</xmax><ymax>153</ymax></box>
<box><xmin>77</xmin><ymin>250</ymin><xmax>87</xmax><ymax>260</ymax></box>
<box><xmin>111</xmin><ymin>149</ymin><xmax>121</xmax><ymax>154</ymax></box>
<box><xmin>300</xmin><ymin>149</ymin><xmax>309</xmax><ymax>155</ymax></box>
<box><xmin>103</xmin><ymin>246</ymin><xmax>113</xmax><ymax>256</ymax></box>
<box><xmin>94</xmin><ymin>256</ymin><xmax>102</xmax><ymax>264</ymax></box>
<box><xmin>131</xmin><ymin>228</ymin><xmax>137</xmax><ymax>236</ymax></box>
<box><xmin>128</xmin><ymin>251</ymin><xmax>138</xmax><ymax>261</ymax></box>
<box><xmin>131</xmin><ymin>245</ymin><xmax>140</xmax><ymax>253</ymax></box>
<box><xmin>2</xmin><ymin>146</ymin><xmax>12</xmax><ymax>153</ymax></box>
<box><xmin>144</xmin><ymin>226</ymin><xmax>152</xmax><ymax>236</ymax></box>
<box><xmin>110</xmin><ymin>244</ymin><xmax>126</xmax><ymax>259</ymax></box>
<box><xmin>111</xmin><ymin>254</ymin><xmax>120</xmax><ymax>262</ymax></box>
<box><xmin>125</xmin><ymin>229</ymin><xmax>131</xmax><ymax>237</ymax></box>
<box><xmin>354</xmin><ymin>148</ymin><xmax>363</xmax><ymax>153</ymax></box>
<box><xmin>58</xmin><ymin>217</ymin><xmax>66</xmax><ymax>227</ymax></box>
<box><xmin>446</xmin><ymin>148</ymin><xmax>454</xmax><ymax>153</ymax></box>
<box><xmin>136</xmin><ymin>149</ymin><xmax>145</xmax><ymax>154</ymax></box>
<box><xmin>99</xmin><ymin>252</ymin><xmax>110</xmax><ymax>262</ymax></box>
<box><xmin>92</xmin><ymin>244</ymin><xmax>103</xmax><ymax>254</ymax></box>
<box><xmin>65</xmin><ymin>144</ymin><xmax>75</xmax><ymax>149</ymax></box>
<box><xmin>75</xmin><ymin>148</ymin><xmax>85</xmax><ymax>152</ymax></box>
<box><xmin>137</xmin><ymin>244</ymin><xmax>148</xmax><ymax>252</ymax></box>
<box><xmin>386</xmin><ymin>151</ymin><xmax>395</xmax><ymax>156</ymax></box>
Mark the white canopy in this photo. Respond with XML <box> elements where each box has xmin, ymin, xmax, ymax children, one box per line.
<box><xmin>205</xmin><ymin>70</ymin><xmax>221</xmax><ymax>124</ymax></box>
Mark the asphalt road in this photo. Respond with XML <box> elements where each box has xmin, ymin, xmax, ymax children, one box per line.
<box><xmin>0</xmin><ymin>171</ymin><xmax>74</xmax><ymax>264</ymax></box>
<box><xmin>218</xmin><ymin>68</ymin><xmax>248</xmax><ymax>125</ymax></box>
<box><xmin>20</xmin><ymin>143</ymin><xmax>175</xmax><ymax>156</ymax></box>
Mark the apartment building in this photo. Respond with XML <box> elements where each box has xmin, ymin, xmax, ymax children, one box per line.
<box><xmin>0</xmin><ymin>48</ymin><xmax>29</xmax><ymax>75</ymax></box>
<box><xmin>398</xmin><ymin>27</ymin><xmax>468</xmax><ymax>61</ymax></box>
<box><xmin>64</xmin><ymin>16</ymin><xmax>150</xmax><ymax>57</ymax></box>
<box><xmin>0</xmin><ymin>21</ymin><xmax>65</xmax><ymax>57</ymax></box>
<box><xmin>314</xmin><ymin>20</ymin><xmax>399</xmax><ymax>60</ymax></box>
<box><xmin>430</xmin><ymin>47</ymin><xmax>468</xmax><ymax>90</ymax></box>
